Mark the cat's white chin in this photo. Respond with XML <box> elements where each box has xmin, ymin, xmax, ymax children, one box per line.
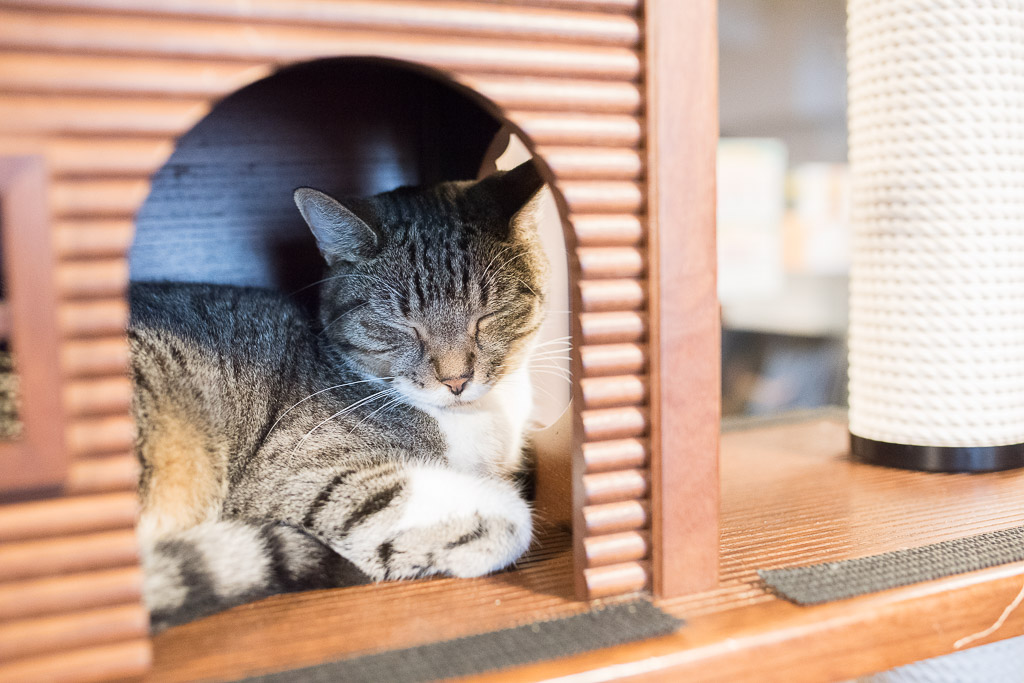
<box><xmin>393</xmin><ymin>377</ymin><xmax>492</xmax><ymax>411</ymax></box>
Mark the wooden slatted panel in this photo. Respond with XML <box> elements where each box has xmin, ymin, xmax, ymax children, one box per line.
<box><xmin>0</xmin><ymin>5</ymin><xmax>656</xmax><ymax>674</ymax></box>
<box><xmin>66</xmin><ymin>456</ymin><xmax>139</xmax><ymax>495</ymax></box>
<box><xmin>57</xmin><ymin>261</ymin><xmax>129</xmax><ymax>300</ymax></box>
<box><xmin>67</xmin><ymin>417</ymin><xmax>136</xmax><ymax>459</ymax></box>
<box><xmin>583</xmin><ymin>530</ymin><xmax>650</xmax><ymax>567</ymax></box>
<box><xmin>576</xmin><ymin>246</ymin><xmax>645</xmax><ymax>278</ymax></box>
<box><xmin>0</xmin><ymin>493</ymin><xmax>137</xmax><ymax>543</ymax></box>
<box><xmin>6</xmin><ymin>0</ymin><xmax>641</xmax><ymax>47</ymax></box>
<box><xmin>580</xmin><ymin>374</ymin><xmax>646</xmax><ymax>408</ymax></box>
<box><xmin>65</xmin><ymin>378</ymin><xmax>133</xmax><ymax>418</ymax></box>
<box><xmin>0</xmin><ymin>52</ymin><xmax>641</xmax><ymax>115</ymax></box>
<box><xmin>580</xmin><ymin>311</ymin><xmax>646</xmax><ymax>344</ymax></box>
<box><xmin>0</xmin><ymin>604</ymin><xmax>149</xmax><ymax>663</ymax></box>
<box><xmin>0</xmin><ymin>530</ymin><xmax>139</xmax><ymax>583</ymax></box>
<box><xmin>6</xmin><ymin>139</ymin><xmax>643</xmax><ymax>181</ymax></box>
<box><xmin>0</xmin><ymin>10</ymin><xmax>640</xmax><ymax>79</ymax></box>
<box><xmin>61</xmin><ymin>338</ymin><xmax>132</xmax><ymax>378</ymax></box>
<box><xmin>0</xmin><ymin>639</ymin><xmax>151</xmax><ymax>683</ymax></box>
<box><xmin>583</xmin><ymin>499</ymin><xmax>650</xmax><ymax>535</ymax></box>
<box><xmin>0</xmin><ymin>567</ymin><xmax>143</xmax><ymax>622</ymax></box>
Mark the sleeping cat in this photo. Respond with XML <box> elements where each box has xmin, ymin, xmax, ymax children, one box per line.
<box><xmin>131</xmin><ymin>160</ymin><xmax>549</xmax><ymax>631</ymax></box>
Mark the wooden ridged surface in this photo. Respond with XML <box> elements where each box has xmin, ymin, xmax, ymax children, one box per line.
<box><xmin>66</xmin><ymin>456</ymin><xmax>139</xmax><ymax>495</ymax></box>
<box><xmin>0</xmin><ymin>9</ymin><xmax>640</xmax><ymax>79</ymax></box>
<box><xmin>0</xmin><ymin>529</ymin><xmax>139</xmax><ymax>582</ymax></box>
<box><xmin>148</xmin><ymin>418</ymin><xmax>1024</xmax><ymax>683</ymax></box>
<box><xmin>579</xmin><ymin>311</ymin><xmax>646</xmax><ymax>344</ymax></box>
<box><xmin>0</xmin><ymin>567</ymin><xmax>143</xmax><ymax>622</ymax></box>
<box><xmin>0</xmin><ymin>492</ymin><xmax>137</xmax><ymax>543</ymax></box>
<box><xmin>0</xmin><ymin>4</ymin><xmax>654</xmax><ymax>676</ymax></box>
<box><xmin>0</xmin><ymin>639</ymin><xmax>151</xmax><ymax>683</ymax></box>
<box><xmin>0</xmin><ymin>604</ymin><xmax>149</xmax><ymax>663</ymax></box>
<box><xmin>6</xmin><ymin>0</ymin><xmax>641</xmax><ymax>47</ymax></box>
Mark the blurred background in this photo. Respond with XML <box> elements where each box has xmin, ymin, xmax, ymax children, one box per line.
<box><xmin>718</xmin><ymin>0</ymin><xmax>849</xmax><ymax>417</ymax></box>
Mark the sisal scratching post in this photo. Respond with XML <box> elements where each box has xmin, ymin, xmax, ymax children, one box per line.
<box><xmin>847</xmin><ymin>1</ymin><xmax>1024</xmax><ymax>471</ymax></box>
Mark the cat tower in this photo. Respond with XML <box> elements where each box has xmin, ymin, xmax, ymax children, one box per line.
<box><xmin>847</xmin><ymin>0</ymin><xmax>1024</xmax><ymax>471</ymax></box>
<box><xmin>0</xmin><ymin>1</ymin><xmax>718</xmax><ymax>679</ymax></box>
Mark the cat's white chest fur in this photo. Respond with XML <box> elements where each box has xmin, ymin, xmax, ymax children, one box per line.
<box><xmin>422</xmin><ymin>366</ymin><xmax>533</xmax><ymax>475</ymax></box>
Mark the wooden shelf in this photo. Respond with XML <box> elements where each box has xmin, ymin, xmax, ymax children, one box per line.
<box><xmin>149</xmin><ymin>416</ymin><xmax>1024</xmax><ymax>682</ymax></box>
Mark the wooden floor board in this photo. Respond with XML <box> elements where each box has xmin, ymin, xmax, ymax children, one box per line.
<box><xmin>149</xmin><ymin>417</ymin><xmax>1024</xmax><ymax>682</ymax></box>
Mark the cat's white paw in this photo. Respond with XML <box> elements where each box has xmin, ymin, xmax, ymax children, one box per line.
<box><xmin>326</xmin><ymin>464</ymin><xmax>532</xmax><ymax>581</ymax></box>
<box><xmin>388</xmin><ymin>466</ymin><xmax>533</xmax><ymax>578</ymax></box>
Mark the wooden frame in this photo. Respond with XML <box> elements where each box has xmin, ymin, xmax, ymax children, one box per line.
<box><xmin>0</xmin><ymin>156</ymin><xmax>69</xmax><ymax>496</ymax></box>
<box><xmin>0</xmin><ymin>1</ymin><xmax>721</xmax><ymax>676</ymax></box>
<box><xmin>645</xmin><ymin>0</ymin><xmax>720</xmax><ymax>597</ymax></box>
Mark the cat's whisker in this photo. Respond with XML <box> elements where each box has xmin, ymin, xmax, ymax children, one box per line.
<box><xmin>530</xmin><ymin>349</ymin><xmax>572</xmax><ymax>359</ymax></box>
<box><xmin>293</xmin><ymin>388</ymin><xmax>398</xmax><ymax>452</ymax></box>
<box><xmin>345</xmin><ymin>395</ymin><xmax>406</xmax><ymax>436</ymax></box>
<box><xmin>530</xmin><ymin>359</ymin><xmax>572</xmax><ymax>368</ymax></box>
<box><xmin>531</xmin><ymin>367</ymin><xmax>571</xmax><ymax>375</ymax></box>
<box><xmin>265</xmin><ymin>376</ymin><xmax>395</xmax><ymax>441</ymax></box>
<box><xmin>318</xmin><ymin>302</ymin><xmax>371</xmax><ymax>336</ymax></box>
<box><xmin>288</xmin><ymin>273</ymin><xmax>362</xmax><ymax>295</ymax></box>
<box><xmin>483</xmin><ymin>250</ymin><xmax>530</xmax><ymax>292</ymax></box>
<box><xmin>528</xmin><ymin>371</ymin><xmax>573</xmax><ymax>386</ymax></box>
<box><xmin>480</xmin><ymin>244</ymin><xmax>516</xmax><ymax>284</ymax></box>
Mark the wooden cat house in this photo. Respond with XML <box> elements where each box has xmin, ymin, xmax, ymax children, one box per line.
<box><xmin>0</xmin><ymin>1</ymin><xmax>718</xmax><ymax>679</ymax></box>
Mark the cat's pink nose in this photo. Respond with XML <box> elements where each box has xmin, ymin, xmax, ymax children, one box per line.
<box><xmin>440</xmin><ymin>374</ymin><xmax>472</xmax><ymax>396</ymax></box>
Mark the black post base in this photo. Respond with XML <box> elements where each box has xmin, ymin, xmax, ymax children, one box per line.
<box><xmin>851</xmin><ymin>434</ymin><xmax>1024</xmax><ymax>473</ymax></box>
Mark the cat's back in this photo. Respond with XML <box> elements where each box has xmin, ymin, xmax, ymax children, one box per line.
<box><xmin>129</xmin><ymin>281</ymin><xmax>311</xmax><ymax>350</ymax></box>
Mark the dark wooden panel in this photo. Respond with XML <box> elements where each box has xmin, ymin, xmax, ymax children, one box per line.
<box><xmin>130</xmin><ymin>59</ymin><xmax>501</xmax><ymax>293</ymax></box>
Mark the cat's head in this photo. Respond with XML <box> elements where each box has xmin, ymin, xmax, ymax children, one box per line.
<box><xmin>294</xmin><ymin>160</ymin><xmax>550</xmax><ymax>409</ymax></box>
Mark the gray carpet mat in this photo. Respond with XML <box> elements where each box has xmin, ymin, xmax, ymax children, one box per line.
<box><xmin>240</xmin><ymin>599</ymin><xmax>681</xmax><ymax>683</ymax></box>
<box><xmin>759</xmin><ymin>525</ymin><xmax>1024</xmax><ymax>605</ymax></box>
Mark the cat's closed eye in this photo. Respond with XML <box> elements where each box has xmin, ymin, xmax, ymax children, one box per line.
<box><xmin>474</xmin><ymin>312</ymin><xmax>499</xmax><ymax>338</ymax></box>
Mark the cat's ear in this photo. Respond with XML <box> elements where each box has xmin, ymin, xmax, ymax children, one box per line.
<box><xmin>472</xmin><ymin>160</ymin><xmax>547</xmax><ymax>240</ymax></box>
<box><xmin>293</xmin><ymin>188</ymin><xmax>379</xmax><ymax>266</ymax></box>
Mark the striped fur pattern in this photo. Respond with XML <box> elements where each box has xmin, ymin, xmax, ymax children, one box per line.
<box><xmin>133</xmin><ymin>161</ymin><xmax>548</xmax><ymax>631</ymax></box>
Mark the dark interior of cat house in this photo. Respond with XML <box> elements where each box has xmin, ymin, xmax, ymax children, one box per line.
<box><xmin>133</xmin><ymin>58</ymin><xmax>578</xmax><ymax>674</ymax></box>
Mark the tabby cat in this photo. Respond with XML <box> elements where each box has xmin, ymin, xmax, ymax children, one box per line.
<box><xmin>132</xmin><ymin>160</ymin><xmax>549</xmax><ymax>631</ymax></box>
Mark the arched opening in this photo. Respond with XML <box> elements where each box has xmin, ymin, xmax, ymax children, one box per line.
<box><xmin>130</xmin><ymin>56</ymin><xmax>575</xmax><ymax>608</ymax></box>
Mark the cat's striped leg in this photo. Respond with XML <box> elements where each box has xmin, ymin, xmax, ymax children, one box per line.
<box><xmin>142</xmin><ymin>520</ymin><xmax>369</xmax><ymax>632</ymax></box>
<box><xmin>283</xmin><ymin>461</ymin><xmax>533</xmax><ymax>581</ymax></box>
